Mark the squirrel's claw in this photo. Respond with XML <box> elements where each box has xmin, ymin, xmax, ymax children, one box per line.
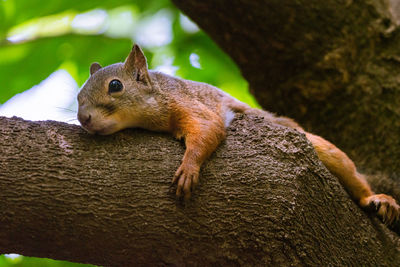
<box><xmin>173</xmin><ymin>163</ymin><xmax>200</xmax><ymax>200</ymax></box>
<box><xmin>361</xmin><ymin>194</ymin><xmax>400</xmax><ymax>225</ymax></box>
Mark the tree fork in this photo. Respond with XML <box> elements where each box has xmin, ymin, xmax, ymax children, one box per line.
<box><xmin>172</xmin><ymin>0</ymin><xmax>400</xmax><ymax>178</ymax></box>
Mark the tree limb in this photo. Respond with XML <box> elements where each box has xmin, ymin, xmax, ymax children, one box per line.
<box><xmin>172</xmin><ymin>0</ymin><xmax>400</xmax><ymax>178</ymax></box>
<box><xmin>0</xmin><ymin>116</ymin><xmax>399</xmax><ymax>266</ymax></box>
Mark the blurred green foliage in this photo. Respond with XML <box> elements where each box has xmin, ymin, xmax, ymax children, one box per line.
<box><xmin>0</xmin><ymin>255</ymin><xmax>94</xmax><ymax>267</ymax></box>
<box><xmin>0</xmin><ymin>0</ymin><xmax>258</xmax><ymax>265</ymax></box>
<box><xmin>0</xmin><ymin>0</ymin><xmax>259</xmax><ymax>107</ymax></box>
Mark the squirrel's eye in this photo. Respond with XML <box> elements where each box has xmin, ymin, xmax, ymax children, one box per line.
<box><xmin>108</xmin><ymin>79</ymin><xmax>123</xmax><ymax>94</ymax></box>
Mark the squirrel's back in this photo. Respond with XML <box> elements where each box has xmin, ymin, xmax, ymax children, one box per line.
<box><xmin>149</xmin><ymin>70</ymin><xmax>255</xmax><ymax>127</ymax></box>
<box><xmin>150</xmin><ymin>71</ymin><xmax>231</xmax><ymax>108</ymax></box>
<box><xmin>156</xmin><ymin>72</ymin><xmax>298</xmax><ymax>130</ymax></box>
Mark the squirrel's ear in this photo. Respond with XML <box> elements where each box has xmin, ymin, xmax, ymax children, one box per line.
<box><xmin>124</xmin><ymin>44</ymin><xmax>151</xmax><ymax>84</ymax></box>
<box><xmin>90</xmin><ymin>62</ymin><xmax>102</xmax><ymax>76</ymax></box>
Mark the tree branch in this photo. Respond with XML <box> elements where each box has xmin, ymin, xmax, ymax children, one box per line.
<box><xmin>0</xmin><ymin>116</ymin><xmax>399</xmax><ymax>266</ymax></box>
<box><xmin>172</xmin><ymin>0</ymin><xmax>400</xmax><ymax>177</ymax></box>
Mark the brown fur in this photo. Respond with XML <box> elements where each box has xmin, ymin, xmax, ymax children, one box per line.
<box><xmin>77</xmin><ymin>44</ymin><xmax>399</xmax><ymax>224</ymax></box>
<box><xmin>169</xmin><ymin>101</ymin><xmax>226</xmax><ymax>199</ymax></box>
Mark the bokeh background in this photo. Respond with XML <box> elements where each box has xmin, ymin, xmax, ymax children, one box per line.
<box><xmin>0</xmin><ymin>0</ymin><xmax>259</xmax><ymax>266</ymax></box>
<box><xmin>0</xmin><ymin>0</ymin><xmax>260</xmax><ymax>124</ymax></box>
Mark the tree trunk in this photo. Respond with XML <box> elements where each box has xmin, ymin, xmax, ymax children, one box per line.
<box><xmin>172</xmin><ymin>0</ymin><xmax>400</xmax><ymax>182</ymax></box>
<box><xmin>0</xmin><ymin>116</ymin><xmax>399</xmax><ymax>266</ymax></box>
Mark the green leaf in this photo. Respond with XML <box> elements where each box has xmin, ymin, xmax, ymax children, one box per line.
<box><xmin>0</xmin><ymin>34</ymin><xmax>132</xmax><ymax>103</ymax></box>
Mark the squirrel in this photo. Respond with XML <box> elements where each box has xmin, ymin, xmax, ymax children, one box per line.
<box><xmin>77</xmin><ymin>44</ymin><xmax>399</xmax><ymax>225</ymax></box>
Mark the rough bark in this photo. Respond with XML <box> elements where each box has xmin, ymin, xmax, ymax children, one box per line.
<box><xmin>172</xmin><ymin>0</ymin><xmax>400</xmax><ymax>183</ymax></box>
<box><xmin>0</xmin><ymin>116</ymin><xmax>399</xmax><ymax>266</ymax></box>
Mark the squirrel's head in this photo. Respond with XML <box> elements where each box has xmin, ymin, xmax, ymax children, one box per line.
<box><xmin>77</xmin><ymin>44</ymin><xmax>153</xmax><ymax>135</ymax></box>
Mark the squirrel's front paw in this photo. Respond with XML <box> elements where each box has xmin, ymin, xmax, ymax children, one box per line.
<box><xmin>172</xmin><ymin>163</ymin><xmax>200</xmax><ymax>200</ymax></box>
<box><xmin>361</xmin><ymin>194</ymin><xmax>400</xmax><ymax>225</ymax></box>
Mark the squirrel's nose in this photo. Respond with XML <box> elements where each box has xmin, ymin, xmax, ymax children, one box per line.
<box><xmin>78</xmin><ymin>112</ymin><xmax>91</xmax><ymax>127</ymax></box>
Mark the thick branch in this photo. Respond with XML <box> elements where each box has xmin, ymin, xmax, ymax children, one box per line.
<box><xmin>0</xmin><ymin>116</ymin><xmax>399</xmax><ymax>266</ymax></box>
<box><xmin>173</xmin><ymin>0</ymin><xmax>400</xmax><ymax>177</ymax></box>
